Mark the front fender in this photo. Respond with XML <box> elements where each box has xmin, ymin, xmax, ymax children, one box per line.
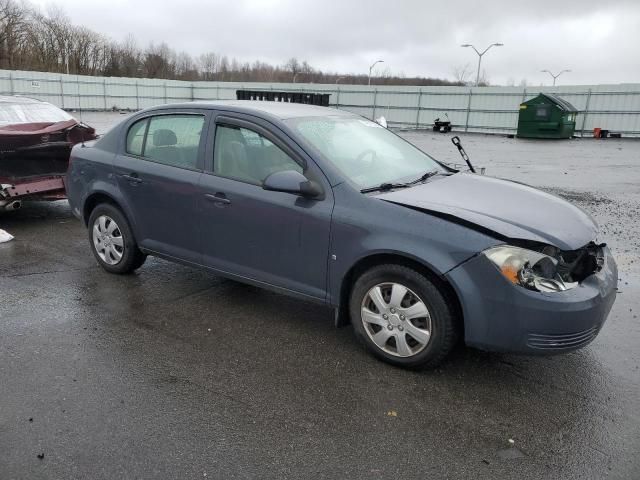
<box><xmin>327</xmin><ymin>187</ymin><xmax>501</xmax><ymax>308</ymax></box>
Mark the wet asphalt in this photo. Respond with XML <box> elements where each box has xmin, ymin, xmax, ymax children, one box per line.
<box><xmin>1</xmin><ymin>119</ymin><xmax>639</xmax><ymax>479</ymax></box>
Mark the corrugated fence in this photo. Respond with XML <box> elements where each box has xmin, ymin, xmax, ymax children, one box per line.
<box><xmin>2</xmin><ymin>69</ymin><xmax>640</xmax><ymax>136</ymax></box>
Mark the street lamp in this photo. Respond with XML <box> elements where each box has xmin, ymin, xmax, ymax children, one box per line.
<box><xmin>335</xmin><ymin>76</ymin><xmax>345</xmax><ymax>84</ymax></box>
<box><xmin>461</xmin><ymin>43</ymin><xmax>503</xmax><ymax>86</ymax></box>
<box><xmin>293</xmin><ymin>72</ymin><xmax>300</xmax><ymax>83</ymax></box>
<box><xmin>541</xmin><ymin>69</ymin><xmax>571</xmax><ymax>86</ymax></box>
<box><xmin>368</xmin><ymin>60</ymin><xmax>384</xmax><ymax>86</ymax></box>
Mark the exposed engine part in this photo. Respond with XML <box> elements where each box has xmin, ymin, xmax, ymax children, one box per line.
<box><xmin>514</xmin><ymin>240</ymin><xmax>605</xmax><ymax>284</ymax></box>
<box><xmin>557</xmin><ymin>242</ymin><xmax>605</xmax><ymax>282</ymax></box>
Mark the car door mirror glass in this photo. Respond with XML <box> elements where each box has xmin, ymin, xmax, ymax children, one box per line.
<box><xmin>262</xmin><ymin>170</ymin><xmax>321</xmax><ymax>198</ymax></box>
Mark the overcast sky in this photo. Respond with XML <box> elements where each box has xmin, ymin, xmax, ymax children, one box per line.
<box><xmin>31</xmin><ymin>0</ymin><xmax>640</xmax><ymax>85</ymax></box>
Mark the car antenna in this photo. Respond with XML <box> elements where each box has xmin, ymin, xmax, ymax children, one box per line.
<box><xmin>450</xmin><ymin>136</ymin><xmax>476</xmax><ymax>173</ymax></box>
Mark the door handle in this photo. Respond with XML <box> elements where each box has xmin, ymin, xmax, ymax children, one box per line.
<box><xmin>204</xmin><ymin>193</ymin><xmax>231</xmax><ymax>205</ymax></box>
<box><xmin>121</xmin><ymin>173</ymin><xmax>143</xmax><ymax>184</ymax></box>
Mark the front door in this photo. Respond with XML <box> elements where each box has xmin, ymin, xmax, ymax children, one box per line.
<box><xmin>198</xmin><ymin>115</ymin><xmax>333</xmax><ymax>300</ymax></box>
<box><xmin>113</xmin><ymin>110</ymin><xmax>208</xmax><ymax>263</ymax></box>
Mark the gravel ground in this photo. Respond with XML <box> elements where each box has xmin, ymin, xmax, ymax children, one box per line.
<box><xmin>1</xmin><ymin>113</ymin><xmax>639</xmax><ymax>479</ymax></box>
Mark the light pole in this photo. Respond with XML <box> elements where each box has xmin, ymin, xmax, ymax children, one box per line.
<box><xmin>541</xmin><ymin>69</ymin><xmax>571</xmax><ymax>86</ymax></box>
<box><xmin>368</xmin><ymin>60</ymin><xmax>384</xmax><ymax>86</ymax></box>
<box><xmin>293</xmin><ymin>72</ymin><xmax>299</xmax><ymax>83</ymax></box>
<box><xmin>461</xmin><ymin>43</ymin><xmax>503</xmax><ymax>86</ymax></box>
<box><xmin>335</xmin><ymin>76</ymin><xmax>345</xmax><ymax>84</ymax></box>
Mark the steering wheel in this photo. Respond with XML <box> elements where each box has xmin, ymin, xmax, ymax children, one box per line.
<box><xmin>355</xmin><ymin>148</ymin><xmax>378</xmax><ymax>169</ymax></box>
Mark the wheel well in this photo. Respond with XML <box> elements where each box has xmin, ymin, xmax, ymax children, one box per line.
<box><xmin>338</xmin><ymin>254</ymin><xmax>464</xmax><ymax>336</ymax></box>
<box><xmin>82</xmin><ymin>193</ymin><xmax>119</xmax><ymax>225</ymax></box>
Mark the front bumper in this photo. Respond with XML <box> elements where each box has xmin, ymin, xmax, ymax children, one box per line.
<box><xmin>0</xmin><ymin>176</ymin><xmax>67</xmax><ymax>201</ymax></box>
<box><xmin>446</xmin><ymin>246</ymin><xmax>618</xmax><ymax>354</ymax></box>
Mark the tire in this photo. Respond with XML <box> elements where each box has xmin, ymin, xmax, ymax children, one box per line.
<box><xmin>87</xmin><ymin>203</ymin><xmax>146</xmax><ymax>274</ymax></box>
<box><xmin>349</xmin><ymin>264</ymin><xmax>458</xmax><ymax>368</ymax></box>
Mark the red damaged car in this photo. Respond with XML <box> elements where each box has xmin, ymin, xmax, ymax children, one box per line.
<box><xmin>0</xmin><ymin>96</ymin><xmax>96</xmax><ymax>211</ymax></box>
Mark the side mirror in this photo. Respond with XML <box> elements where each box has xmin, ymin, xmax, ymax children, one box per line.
<box><xmin>262</xmin><ymin>170</ymin><xmax>322</xmax><ymax>198</ymax></box>
<box><xmin>375</xmin><ymin>116</ymin><xmax>388</xmax><ymax>128</ymax></box>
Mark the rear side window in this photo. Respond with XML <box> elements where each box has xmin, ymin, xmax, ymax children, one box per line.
<box><xmin>126</xmin><ymin>119</ymin><xmax>147</xmax><ymax>156</ymax></box>
<box><xmin>125</xmin><ymin>114</ymin><xmax>205</xmax><ymax>169</ymax></box>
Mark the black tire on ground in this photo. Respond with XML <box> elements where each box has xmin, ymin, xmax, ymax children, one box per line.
<box><xmin>349</xmin><ymin>264</ymin><xmax>458</xmax><ymax>369</ymax></box>
<box><xmin>87</xmin><ymin>203</ymin><xmax>146</xmax><ymax>274</ymax></box>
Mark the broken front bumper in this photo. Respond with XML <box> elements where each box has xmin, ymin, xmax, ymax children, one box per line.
<box><xmin>446</xmin><ymin>246</ymin><xmax>618</xmax><ymax>354</ymax></box>
<box><xmin>0</xmin><ymin>176</ymin><xmax>66</xmax><ymax>206</ymax></box>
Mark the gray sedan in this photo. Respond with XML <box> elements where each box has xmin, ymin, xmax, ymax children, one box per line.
<box><xmin>66</xmin><ymin>101</ymin><xmax>617</xmax><ymax>368</ymax></box>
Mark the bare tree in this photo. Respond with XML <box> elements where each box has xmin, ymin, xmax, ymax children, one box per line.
<box><xmin>143</xmin><ymin>42</ymin><xmax>175</xmax><ymax>78</ymax></box>
<box><xmin>0</xmin><ymin>0</ymin><xmax>31</xmax><ymax>69</ymax></box>
<box><xmin>0</xmin><ymin>0</ymin><xmax>467</xmax><ymax>86</ymax></box>
<box><xmin>199</xmin><ymin>52</ymin><xmax>220</xmax><ymax>80</ymax></box>
<box><xmin>218</xmin><ymin>55</ymin><xmax>229</xmax><ymax>81</ymax></box>
<box><xmin>175</xmin><ymin>51</ymin><xmax>198</xmax><ymax>80</ymax></box>
<box><xmin>284</xmin><ymin>57</ymin><xmax>301</xmax><ymax>81</ymax></box>
<box><xmin>477</xmin><ymin>69</ymin><xmax>490</xmax><ymax>87</ymax></box>
<box><xmin>452</xmin><ymin>63</ymin><xmax>472</xmax><ymax>85</ymax></box>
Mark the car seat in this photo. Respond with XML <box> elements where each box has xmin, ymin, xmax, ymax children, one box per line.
<box><xmin>217</xmin><ymin>128</ymin><xmax>260</xmax><ymax>182</ymax></box>
<box><xmin>147</xmin><ymin>129</ymin><xmax>183</xmax><ymax>166</ymax></box>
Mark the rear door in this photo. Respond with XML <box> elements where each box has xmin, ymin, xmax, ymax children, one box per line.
<box><xmin>112</xmin><ymin>109</ymin><xmax>209</xmax><ymax>263</ymax></box>
<box><xmin>198</xmin><ymin>113</ymin><xmax>334</xmax><ymax>300</ymax></box>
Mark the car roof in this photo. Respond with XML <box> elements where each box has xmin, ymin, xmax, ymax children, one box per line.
<box><xmin>148</xmin><ymin>100</ymin><xmax>355</xmax><ymax>121</ymax></box>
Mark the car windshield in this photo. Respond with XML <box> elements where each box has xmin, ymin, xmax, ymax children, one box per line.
<box><xmin>286</xmin><ymin>115</ymin><xmax>445</xmax><ymax>189</ymax></box>
<box><xmin>0</xmin><ymin>101</ymin><xmax>74</xmax><ymax>126</ymax></box>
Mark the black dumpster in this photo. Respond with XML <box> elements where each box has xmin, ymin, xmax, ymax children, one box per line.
<box><xmin>236</xmin><ymin>90</ymin><xmax>331</xmax><ymax>106</ymax></box>
<box><xmin>517</xmin><ymin>93</ymin><xmax>578</xmax><ymax>139</ymax></box>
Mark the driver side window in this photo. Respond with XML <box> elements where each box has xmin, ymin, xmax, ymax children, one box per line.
<box><xmin>213</xmin><ymin>125</ymin><xmax>302</xmax><ymax>184</ymax></box>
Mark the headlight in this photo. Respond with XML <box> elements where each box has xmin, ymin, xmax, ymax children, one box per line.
<box><xmin>483</xmin><ymin>245</ymin><xmax>578</xmax><ymax>293</ymax></box>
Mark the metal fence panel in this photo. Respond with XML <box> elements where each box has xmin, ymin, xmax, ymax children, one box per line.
<box><xmin>1</xmin><ymin>69</ymin><xmax>639</xmax><ymax>136</ymax></box>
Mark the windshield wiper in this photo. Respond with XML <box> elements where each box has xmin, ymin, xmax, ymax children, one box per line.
<box><xmin>360</xmin><ymin>170</ymin><xmax>439</xmax><ymax>194</ymax></box>
<box><xmin>405</xmin><ymin>169</ymin><xmax>439</xmax><ymax>185</ymax></box>
<box><xmin>360</xmin><ymin>182</ymin><xmax>409</xmax><ymax>193</ymax></box>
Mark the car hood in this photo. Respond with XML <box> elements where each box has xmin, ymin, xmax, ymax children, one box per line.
<box><xmin>377</xmin><ymin>173</ymin><xmax>597</xmax><ymax>250</ymax></box>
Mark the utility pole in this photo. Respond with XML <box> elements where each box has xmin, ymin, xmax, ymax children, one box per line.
<box><xmin>461</xmin><ymin>43</ymin><xmax>504</xmax><ymax>86</ymax></box>
<box><xmin>368</xmin><ymin>60</ymin><xmax>384</xmax><ymax>86</ymax></box>
<box><xmin>541</xmin><ymin>69</ymin><xmax>571</xmax><ymax>86</ymax></box>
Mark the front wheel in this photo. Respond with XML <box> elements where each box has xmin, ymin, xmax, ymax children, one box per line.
<box><xmin>87</xmin><ymin>203</ymin><xmax>146</xmax><ymax>274</ymax></box>
<box><xmin>350</xmin><ymin>264</ymin><xmax>458</xmax><ymax>368</ymax></box>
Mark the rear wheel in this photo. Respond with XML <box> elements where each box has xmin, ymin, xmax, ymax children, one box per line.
<box><xmin>87</xmin><ymin>203</ymin><xmax>146</xmax><ymax>274</ymax></box>
<box><xmin>350</xmin><ymin>264</ymin><xmax>458</xmax><ymax>368</ymax></box>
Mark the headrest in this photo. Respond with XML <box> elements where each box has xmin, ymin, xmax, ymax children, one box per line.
<box><xmin>153</xmin><ymin>129</ymin><xmax>177</xmax><ymax>147</ymax></box>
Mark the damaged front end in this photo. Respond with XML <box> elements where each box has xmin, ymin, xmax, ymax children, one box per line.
<box><xmin>483</xmin><ymin>241</ymin><xmax>606</xmax><ymax>293</ymax></box>
<box><xmin>0</xmin><ymin>96</ymin><xmax>97</xmax><ymax>209</ymax></box>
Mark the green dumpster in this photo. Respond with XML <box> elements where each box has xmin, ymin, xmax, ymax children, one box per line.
<box><xmin>517</xmin><ymin>93</ymin><xmax>578</xmax><ymax>139</ymax></box>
